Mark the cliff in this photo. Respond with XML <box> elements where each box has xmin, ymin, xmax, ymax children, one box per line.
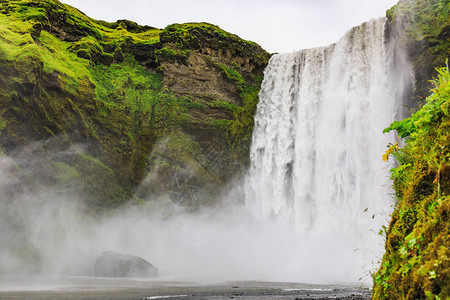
<box><xmin>373</xmin><ymin>0</ymin><xmax>450</xmax><ymax>298</ymax></box>
<box><xmin>385</xmin><ymin>0</ymin><xmax>450</xmax><ymax>103</ymax></box>
<box><xmin>1</xmin><ymin>0</ymin><xmax>449</xmax><ymax>295</ymax></box>
<box><xmin>0</xmin><ymin>0</ymin><xmax>270</xmax><ymax>208</ymax></box>
<box><xmin>373</xmin><ymin>64</ymin><xmax>449</xmax><ymax>300</ymax></box>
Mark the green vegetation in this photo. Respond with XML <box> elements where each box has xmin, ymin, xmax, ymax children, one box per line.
<box><xmin>37</xmin><ymin>30</ymin><xmax>92</xmax><ymax>90</ymax></box>
<box><xmin>228</xmin><ymin>77</ymin><xmax>263</xmax><ymax>161</ymax></box>
<box><xmin>155</xmin><ymin>46</ymin><xmax>190</xmax><ymax>64</ymax></box>
<box><xmin>0</xmin><ymin>0</ymin><xmax>449</xmax><ymax>291</ymax></box>
<box><xmin>376</xmin><ymin>10</ymin><xmax>450</xmax><ymax>295</ymax></box>
<box><xmin>160</xmin><ymin>22</ymin><xmax>265</xmax><ymax>59</ymax></box>
<box><xmin>0</xmin><ymin>0</ymin><xmax>269</xmax><ymax>207</ymax></box>
<box><xmin>53</xmin><ymin>161</ymin><xmax>80</xmax><ymax>183</ymax></box>
<box><xmin>217</xmin><ymin>63</ymin><xmax>246</xmax><ymax>90</ymax></box>
<box><xmin>387</xmin><ymin>0</ymin><xmax>450</xmax><ymax>100</ymax></box>
<box><xmin>202</xmin><ymin>57</ymin><xmax>264</xmax><ymax>161</ymax></box>
<box><xmin>373</xmin><ymin>65</ymin><xmax>450</xmax><ymax>299</ymax></box>
<box><xmin>387</xmin><ymin>0</ymin><xmax>450</xmax><ymax>38</ymax></box>
<box><xmin>91</xmin><ymin>54</ymin><xmax>162</xmax><ymax>112</ymax></box>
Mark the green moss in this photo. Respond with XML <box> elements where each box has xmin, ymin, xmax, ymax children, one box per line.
<box><xmin>0</xmin><ymin>13</ymin><xmax>38</xmax><ymax>60</ymax></box>
<box><xmin>0</xmin><ymin>10</ymin><xmax>91</xmax><ymax>90</ymax></box>
<box><xmin>162</xmin><ymin>22</ymin><xmax>253</xmax><ymax>48</ymax></box>
<box><xmin>202</xmin><ymin>55</ymin><xmax>264</xmax><ymax>163</ymax></box>
<box><xmin>37</xmin><ymin>31</ymin><xmax>91</xmax><ymax>89</ymax></box>
<box><xmin>229</xmin><ymin>76</ymin><xmax>263</xmax><ymax>162</ymax></box>
<box><xmin>0</xmin><ymin>0</ymin><xmax>268</xmax><ymax>208</ymax></box>
<box><xmin>69</xmin><ymin>35</ymin><xmax>103</xmax><ymax>59</ymax></box>
<box><xmin>388</xmin><ymin>0</ymin><xmax>450</xmax><ymax>100</ymax></box>
<box><xmin>19</xmin><ymin>6</ymin><xmax>49</xmax><ymax>24</ymax></box>
<box><xmin>387</xmin><ymin>0</ymin><xmax>450</xmax><ymax>38</ymax></box>
<box><xmin>140</xmin><ymin>130</ymin><xmax>222</xmax><ymax>206</ymax></box>
<box><xmin>155</xmin><ymin>46</ymin><xmax>190</xmax><ymax>63</ymax></box>
<box><xmin>99</xmin><ymin>21</ymin><xmax>161</xmax><ymax>46</ymax></box>
<box><xmin>210</xmin><ymin>100</ymin><xmax>237</xmax><ymax>111</ymax></box>
<box><xmin>53</xmin><ymin>161</ymin><xmax>80</xmax><ymax>183</ymax></box>
<box><xmin>76</xmin><ymin>157</ymin><xmax>129</xmax><ymax>208</ymax></box>
<box><xmin>0</xmin><ymin>119</ymin><xmax>6</xmax><ymax>132</ymax></box>
<box><xmin>1</xmin><ymin>0</ymin><xmax>162</xmax><ymax>54</ymax></box>
<box><xmin>208</xmin><ymin>118</ymin><xmax>232</xmax><ymax>130</ymax></box>
<box><xmin>373</xmin><ymin>65</ymin><xmax>450</xmax><ymax>299</ymax></box>
<box><xmin>160</xmin><ymin>22</ymin><xmax>269</xmax><ymax>64</ymax></box>
<box><xmin>218</xmin><ymin>63</ymin><xmax>245</xmax><ymax>90</ymax></box>
<box><xmin>78</xmin><ymin>152</ymin><xmax>112</xmax><ymax>173</ymax></box>
<box><xmin>90</xmin><ymin>53</ymin><xmax>162</xmax><ymax>112</ymax></box>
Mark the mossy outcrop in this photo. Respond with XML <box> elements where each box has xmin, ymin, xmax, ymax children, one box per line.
<box><xmin>0</xmin><ymin>0</ymin><xmax>270</xmax><ymax>208</ymax></box>
<box><xmin>385</xmin><ymin>0</ymin><xmax>450</xmax><ymax>102</ymax></box>
<box><xmin>373</xmin><ymin>64</ymin><xmax>449</xmax><ymax>300</ymax></box>
<box><xmin>373</xmin><ymin>1</ymin><xmax>450</xmax><ymax>298</ymax></box>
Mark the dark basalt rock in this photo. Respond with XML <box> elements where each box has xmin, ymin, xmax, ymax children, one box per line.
<box><xmin>93</xmin><ymin>251</ymin><xmax>158</xmax><ymax>278</ymax></box>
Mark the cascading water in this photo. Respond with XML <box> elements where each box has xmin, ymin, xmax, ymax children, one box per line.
<box><xmin>245</xmin><ymin>17</ymin><xmax>412</xmax><ymax>280</ymax></box>
<box><xmin>0</xmin><ymin>17</ymin><xmax>415</xmax><ymax>287</ymax></box>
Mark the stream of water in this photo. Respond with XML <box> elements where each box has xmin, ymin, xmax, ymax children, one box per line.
<box><xmin>245</xmin><ymin>17</ymin><xmax>412</xmax><ymax>281</ymax></box>
<box><xmin>0</xmin><ymin>17</ymin><xmax>413</xmax><ymax>298</ymax></box>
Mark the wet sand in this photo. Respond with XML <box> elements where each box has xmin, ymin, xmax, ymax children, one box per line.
<box><xmin>0</xmin><ymin>276</ymin><xmax>371</xmax><ymax>299</ymax></box>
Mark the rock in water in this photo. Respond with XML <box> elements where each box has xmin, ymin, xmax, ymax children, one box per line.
<box><xmin>94</xmin><ymin>251</ymin><xmax>158</xmax><ymax>278</ymax></box>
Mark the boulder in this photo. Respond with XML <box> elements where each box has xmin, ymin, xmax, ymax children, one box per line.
<box><xmin>93</xmin><ymin>251</ymin><xmax>158</xmax><ymax>278</ymax></box>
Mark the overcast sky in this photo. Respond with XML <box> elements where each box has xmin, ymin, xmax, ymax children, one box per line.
<box><xmin>60</xmin><ymin>0</ymin><xmax>399</xmax><ymax>53</ymax></box>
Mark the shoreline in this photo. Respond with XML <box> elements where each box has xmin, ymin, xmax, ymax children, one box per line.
<box><xmin>0</xmin><ymin>276</ymin><xmax>371</xmax><ymax>299</ymax></box>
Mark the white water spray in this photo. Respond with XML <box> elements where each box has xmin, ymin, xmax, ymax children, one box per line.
<box><xmin>245</xmin><ymin>18</ymin><xmax>412</xmax><ymax>280</ymax></box>
<box><xmin>0</xmin><ymin>18</ymin><xmax>414</xmax><ymax>287</ymax></box>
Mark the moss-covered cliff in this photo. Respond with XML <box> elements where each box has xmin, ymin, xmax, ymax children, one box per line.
<box><xmin>373</xmin><ymin>64</ymin><xmax>449</xmax><ymax>300</ymax></box>
<box><xmin>373</xmin><ymin>0</ymin><xmax>449</xmax><ymax>298</ymax></box>
<box><xmin>0</xmin><ymin>0</ymin><xmax>270</xmax><ymax>208</ymax></box>
<box><xmin>386</xmin><ymin>0</ymin><xmax>450</xmax><ymax>101</ymax></box>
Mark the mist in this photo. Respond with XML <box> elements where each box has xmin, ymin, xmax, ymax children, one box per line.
<box><xmin>0</xmin><ymin>13</ymin><xmax>413</xmax><ymax>288</ymax></box>
<box><xmin>0</xmin><ymin>140</ymin><xmax>383</xmax><ymax>285</ymax></box>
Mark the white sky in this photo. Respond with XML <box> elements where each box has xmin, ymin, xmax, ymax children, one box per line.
<box><xmin>60</xmin><ymin>0</ymin><xmax>399</xmax><ymax>53</ymax></box>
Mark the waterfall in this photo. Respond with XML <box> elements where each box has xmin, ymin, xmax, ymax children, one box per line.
<box><xmin>0</xmin><ymin>16</ymin><xmax>414</xmax><ymax>285</ymax></box>
<box><xmin>245</xmin><ymin>17</ymin><xmax>412</xmax><ymax>278</ymax></box>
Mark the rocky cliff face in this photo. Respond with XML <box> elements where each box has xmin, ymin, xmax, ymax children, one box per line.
<box><xmin>373</xmin><ymin>64</ymin><xmax>449</xmax><ymax>300</ymax></box>
<box><xmin>373</xmin><ymin>0</ymin><xmax>449</xmax><ymax>298</ymax></box>
<box><xmin>0</xmin><ymin>0</ymin><xmax>269</xmax><ymax>208</ymax></box>
<box><xmin>148</xmin><ymin>23</ymin><xmax>269</xmax><ymax>205</ymax></box>
<box><xmin>385</xmin><ymin>0</ymin><xmax>450</xmax><ymax>104</ymax></box>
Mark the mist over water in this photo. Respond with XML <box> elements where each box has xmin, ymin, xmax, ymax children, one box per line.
<box><xmin>0</xmin><ymin>18</ymin><xmax>413</xmax><ymax>287</ymax></box>
<box><xmin>0</xmin><ymin>158</ymin><xmax>361</xmax><ymax>283</ymax></box>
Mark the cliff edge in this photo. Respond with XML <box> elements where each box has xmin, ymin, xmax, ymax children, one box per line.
<box><xmin>0</xmin><ymin>0</ymin><xmax>270</xmax><ymax>208</ymax></box>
